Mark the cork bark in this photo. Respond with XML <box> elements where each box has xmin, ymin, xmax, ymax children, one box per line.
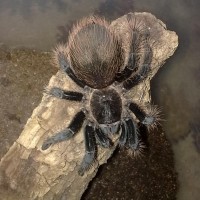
<box><xmin>0</xmin><ymin>12</ymin><xmax>178</xmax><ymax>200</ymax></box>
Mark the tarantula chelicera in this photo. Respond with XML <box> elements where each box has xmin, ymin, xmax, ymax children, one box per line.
<box><xmin>42</xmin><ymin>14</ymin><xmax>160</xmax><ymax>176</ymax></box>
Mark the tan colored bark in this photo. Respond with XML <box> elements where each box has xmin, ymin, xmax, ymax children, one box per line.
<box><xmin>0</xmin><ymin>12</ymin><xmax>178</xmax><ymax>200</ymax></box>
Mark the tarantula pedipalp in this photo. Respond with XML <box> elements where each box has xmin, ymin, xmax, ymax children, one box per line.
<box><xmin>42</xmin><ymin>14</ymin><xmax>160</xmax><ymax>176</ymax></box>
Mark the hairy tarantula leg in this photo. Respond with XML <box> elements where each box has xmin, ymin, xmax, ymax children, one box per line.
<box><xmin>115</xmin><ymin>52</ymin><xmax>135</xmax><ymax>82</ymax></box>
<box><xmin>57</xmin><ymin>52</ymin><xmax>86</xmax><ymax>88</ymax></box>
<box><xmin>95</xmin><ymin>127</ymin><xmax>112</xmax><ymax>148</ymax></box>
<box><xmin>126</xmin><ymin>118</ymin><xmax>139</xmax><ymax>149</ymax></box>
<box><xmin>46</xmin><ymin>87</ymin><xmax>83</xmax><ymax>101</ymax></box>
<box><xmin>123</xmin><ymin>62</ymin><xmax>151</xmax><ymax>90</ymax></box>
<box><xmin>116</xmin><ymin>14</ymin><xmax>152</xmax><ymax>84</ymax></box>
<box><xmin>128</xmin><ymin>102</ymin><xmax>154</xmax><ymax>125</ymax></box>
<box><xmin>123</xmin><ymin>47</ymin><xmax>152</xmax><ymax>90</ymax></box>
<box><xmin>119</xmin><ymin>119</ymin><xmax>139</xmax><ymax>149</ymax></box>
<box><xmin>42</xmin><ymin>110</ymin><xmax>85</xmax><ymax>150</ymax></box>
<box><xmin>78</xmin><ymin>123</ymin><xmax>96</xmax><ymax>176</ymax></box>
<box><xmin>119</xmin><ymin>120</ymin><xmax>128</xmax><ymax>146</ymax></box>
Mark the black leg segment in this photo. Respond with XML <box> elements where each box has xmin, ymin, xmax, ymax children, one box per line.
<box><xmin>78</xmin><ymin>123</ymin><xmax>96</xmax><ymax>176</ymax></box>
<box><xmin>57</xmin><ymin>52</ymin><xmax>86</xmax><ymax>88</ymax></box>
<box><xmin>68</xmin><ymin>110</ymin><xmax>86</xmax><ymax>132</ymax></box>
<box><xmin>95</xmin><ymin>127</ymin><xmax>112</xmax><ymax>148</ymax></box>
<box><xmin>123</xmin><ymin>49</ymin><xmax>152</xmax><ymax>90</ymax></box>
<box><xmin>119</xmin><ymin>118</ymin><xmax>139</xmax><ymax>150</ymax></box>
<box><xmin>47</xmin><ymin>87</ymin><xmax>83</xmax><ymax>101</ymax></box>
<box><xmin>42</xmin><ymin>110</ymin><xmax>86</xmax><ymax>150</ymax></box>
<box><xmin>115</xmin><ymin>53</ymin><xmax>136</xmax><ymax>82</ymax></box>
<box><xmin>119</xmin><ymin>120</ymin><xmax>128</xmax><ymax>146</ymax></box>
<box><xmin>126</xmin><ymin>118</ymin><xmax>139</xmax><ymax>149</ymax></box>
<box><xmin>128</xmin><ymin>102</ymin><xmax>154</xmax><ymax>125</ymax></box>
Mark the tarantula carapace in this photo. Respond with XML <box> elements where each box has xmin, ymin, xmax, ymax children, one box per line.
<box><xmin>42</xmin><ymin>14</ymin><xmax>160</xmax><ymax>176</ymax></box>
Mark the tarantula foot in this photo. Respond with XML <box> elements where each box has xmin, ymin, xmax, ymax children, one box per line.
<box><xmin>142</xmin><ymin>116</ymin><xmax>155</xmax><ymax>125</ymax></box>
<box><xmin>42</xmin><ymin>138</ymin><xmax>54</xmax><ymax>150</ymax></box>
<box><xmin>45</xmin><ymin>87</ymin><xmax>64</xmax><ymax>98</ymax></box>
<box><xmin>145</xmin><ymin>105</ymin><xmax>162</xmax><ymax>130</ymax></box>
<box><xmin>78</xmin><ymin>152</ymin><xmax>96</xmax><ymax>176</ymax></box>
<box><xmin>128</xmin><ymin>141</ymin><xmax>146</xmax><ymax>158</ymax></box>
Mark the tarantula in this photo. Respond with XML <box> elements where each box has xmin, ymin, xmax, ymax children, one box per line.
<box><xmin>42</xmin><ymin>14</ymin><xmax>159</xmax><ymax>176</ymax></box>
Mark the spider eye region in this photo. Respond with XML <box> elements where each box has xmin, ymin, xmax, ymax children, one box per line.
<box><xmin>90</xmin><ymin>88</ymin><xmax>122</xmax><ymax>124</ymax></box>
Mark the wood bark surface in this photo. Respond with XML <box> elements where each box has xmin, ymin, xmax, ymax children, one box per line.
<box><xmin>0</xmin><ymin>12</ymin><xmax>178</xmax><ymax>200</ymax></box>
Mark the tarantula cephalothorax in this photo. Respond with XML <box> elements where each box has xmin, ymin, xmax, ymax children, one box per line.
<box><xmin>42</xmin><ymin>14</ymin><xmax>160</xmax><ymax>176</ymax></box>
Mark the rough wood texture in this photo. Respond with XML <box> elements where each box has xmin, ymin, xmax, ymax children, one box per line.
<box><xmin>0</xmin><ymin>12</ymin><xmax>178</xmax><ymax>200</ymax></box>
